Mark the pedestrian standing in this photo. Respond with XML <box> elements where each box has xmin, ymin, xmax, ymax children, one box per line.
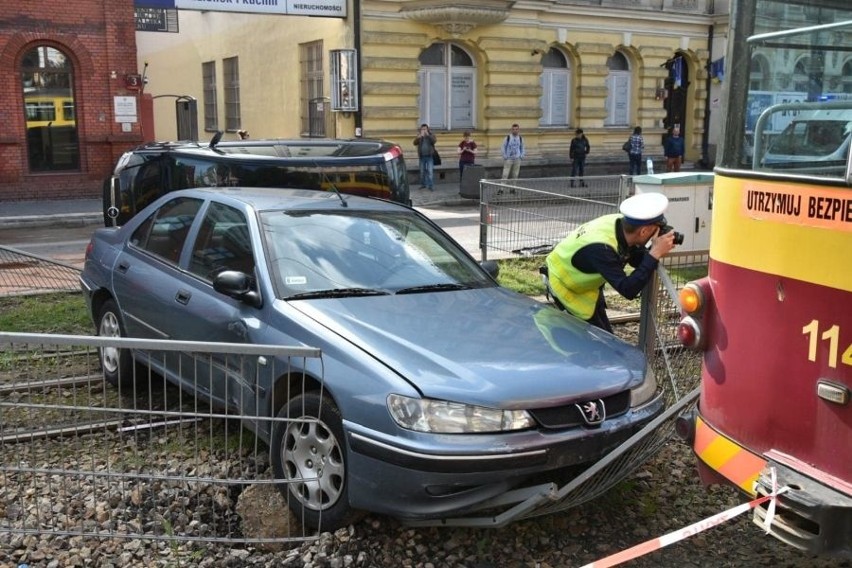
<box><xmin>413</xmin><ymin>123</ymin><xmax>437</xmax><ymax>191</ymax></box>
<box><xmin>663</xmin><ymin>126</ymin><xmax>685</xmax><ymax>172</ymax></box>
<box><xmin>569</xmin><ymin>128</ymin><xmax>590</xmax><ymax>187</ymax></box>
<box><xmin>457</xmin><ymin>130</ymin><xmax>478</xmax><ymax>183</ymax></box>
<box><xmin>501</xmin><ymin>123</ymin><xmax>524</xmax><ymax>180</ymax></box>
<box><xmin>627</xmin><ymin>126</ymin><xmax>645</xmax><ymax>176</ymax></box>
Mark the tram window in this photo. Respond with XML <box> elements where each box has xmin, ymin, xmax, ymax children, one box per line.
<box><xmin>756</xmin><ymin>108</ymin><xmax>852</xmax><ymax>178</ymax></box>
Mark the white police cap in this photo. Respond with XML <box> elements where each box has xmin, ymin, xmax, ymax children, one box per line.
<box><xmin>619</xmin><ymin>192</ymin><xmax>669</xmax><ymax>226</ymax></box>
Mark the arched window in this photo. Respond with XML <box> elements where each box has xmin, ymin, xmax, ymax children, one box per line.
<box><xmin>417</xmin><ymin>43</ymin><xmax>475</xmax><ymax>130</ymax></box>
<box><xmin>750</xmin><ymin>55</ymin><xmax>770</xmax><ymax>91</ymax></box>
<box><xmin>792</xmin><ymin>57</ymin><xmax>810</xmax><ymax>92</ymax></box>
<box><xmin>540</xmin><ymin>48</ymin><xmax>571</xmax><ymax>127</ymax></box>
<box><xmin>21</xmin><ymin>45</ymin><xmax>79</xmax><ymax>172</ymax></box>
<box><xmin>604</xmin><ymin>52</ymin><xmax>631</xmax><ymax>126</ymax></box>
<box><xmin>843</xmin><ymin>60</ymin><xmax>852</xmax><ymax>93</ymax></box>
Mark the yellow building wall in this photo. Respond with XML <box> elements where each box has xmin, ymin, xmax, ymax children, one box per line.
<box><xmin>137</xmin><ymin>10</ymin><xmax>350</xmax><ymax>141</ymax></box>
<box><xmin>136</xmin><ymin>0</ymin><xmax>721</xmax><ymax>168</ymax></box>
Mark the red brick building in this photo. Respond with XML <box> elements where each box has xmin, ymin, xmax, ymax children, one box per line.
<box><xmin>0</xmin><ymin>0</ymin><xmax>147</xmax><ymax>201</ymax></box>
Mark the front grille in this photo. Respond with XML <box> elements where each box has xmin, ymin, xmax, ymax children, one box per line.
<box><xmin>529</xmin><ymin>390</ymin><xmax>631</xmax><ymax>429</ymax></box>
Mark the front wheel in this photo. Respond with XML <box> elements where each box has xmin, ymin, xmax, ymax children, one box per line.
<box><xmin>96</xmin><ymin>299</ymin><xmax>134</xmax><ymax>389</ymax></box>
<box><xmin>270</xmin><ymin>393</ymin><xmax>362</xmax><ymax>530</ymax></box>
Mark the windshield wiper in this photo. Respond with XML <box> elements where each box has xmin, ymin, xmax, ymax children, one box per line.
<box><xmin>286</xmin><ymin>288</ymin><xmax>390</xmax><ymax>300</ymax></box>
<box><xmin>395</xmin><ymin>283</ymin><xmax>473</xmax><ymax>295</ymax></box>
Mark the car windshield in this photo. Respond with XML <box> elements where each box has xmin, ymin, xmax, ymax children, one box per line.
<box><xmin>259</xmin><ymin>209</ymin><xmax>494</xmax><ymax>299</ymax></box>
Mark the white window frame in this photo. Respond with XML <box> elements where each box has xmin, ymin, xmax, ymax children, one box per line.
<box><xmin>417</xmin><ymin>43</ymin><xmax>475</xmax><ymax>130</ymax></box>
<box><xmin>223</xmin><ymin>56</ymin><xmax>240</xmax><ymax>132</ymax></box>
<box><xmin>202</xmin><ymin>61</ymin><xmax>218</xmax><ymax>131</ymax></box>
<box><xmin>540</xmin><ymin>49</ymin><xmax>571</xmax><ymax>127</ymax></box>
<box><xmin>605</xmin><ymin>53</ymin><xmax>631</xmax><ymax>127</ymax></box>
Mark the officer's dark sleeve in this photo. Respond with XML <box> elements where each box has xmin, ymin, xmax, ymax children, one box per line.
<box><xmin>573</xmin><ymin>243</ymin><xmax>659</xmax><ymax>300</ymax></box>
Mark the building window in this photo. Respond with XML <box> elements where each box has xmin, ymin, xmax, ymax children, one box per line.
<box><xmin>223</xmin><ymin>56</ymin><xmax>240</xmax><ymax>132</ymax></box>
<box><xmin>749</xmin><ymin>55</ymin><xmax>770</xmax><ymax>91</ymax></box>
<box><xmin>300</xmin><ymin>41</ymin><xmax>325</xmax><ymax>136</ymax></box>
<box><xmin>792</xmin><ymin>57</ymin><xmax>809</xmax><ymax>92</ymax></box>
<box><xmin>843</xmin><ymin>60</ymin><xmax>852</xmax><ymax>93</ymax></box>
<box><xmin>540</xmin><ymin>48</ymin><xmax>571</xmax><ymax>127</ymax></box>
<box><xmin>21</xmin><ymin>45</ymin><xmax>79</xmax><ymax>172</ymax></box>
<box><xmin>202</xmin><ymin>61</ymin><xmax>218</xmax><ymax>131</ymax></box>
<box><xmin>604</xmin><ymin>52</ymin><xmax>631</xmax><ymax>127</ymax></box>
<box><xmin>417</xmin><ymin>43</ymin><xmax>475</xmax><ymax>130</ymax></box>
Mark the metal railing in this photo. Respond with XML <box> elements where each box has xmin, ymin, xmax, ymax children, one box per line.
<box><xmin>0</xmin><ymin>332</ymin><xmax>325</xmax><ymax>548</ymax></box>
<box><xmin>0</xmin><ymin>245</ymin><xmax>81</xmax><ymax>296</ymax></box>
<box><xmin>478</xmin><ymin>176</ymin><xmax>630</xmax><ymax>260</ymax></box>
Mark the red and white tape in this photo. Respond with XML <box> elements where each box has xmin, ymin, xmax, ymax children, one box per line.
<box><xmin>580</xmin><ymin>468</ymin><xmax>787</xmax><ymax>568</ymax></box>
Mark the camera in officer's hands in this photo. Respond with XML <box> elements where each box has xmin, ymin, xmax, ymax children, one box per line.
<box><xmin>658</xmin><ymin>223</ymin><xmax>684</xmax><ymax>245</ymax></box>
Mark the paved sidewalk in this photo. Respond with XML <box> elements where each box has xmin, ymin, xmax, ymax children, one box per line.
<box><xmin>0</xmin><ymin>181</ymin><xmax>476</xmax><ymax>229</ymax></box>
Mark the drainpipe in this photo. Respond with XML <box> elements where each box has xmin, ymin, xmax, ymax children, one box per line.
<box><xmin>701</xmin><ymin>24</ymin><xmax>714</xmax><ymax>168</ymax></box>
<box><xmin>354</xmin><ymin>0</ymin><xmax>363</xmax><ymax>137</ymax></box>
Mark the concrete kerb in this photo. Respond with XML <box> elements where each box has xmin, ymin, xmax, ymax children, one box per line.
<box><xmin>0</xmin><ymin>212</ymin><xmax>103</xmax><ymax>229</ymax></box>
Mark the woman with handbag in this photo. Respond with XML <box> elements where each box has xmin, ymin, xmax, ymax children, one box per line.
<box><xmin>413</xmin><ymin>123</ymin><xmax>437</xmax><ymax>191</ymax></box>
<box><xmin>626</xmin><ymin>126</ymin><xmax>645</xmax><ymax>176</ymax></box>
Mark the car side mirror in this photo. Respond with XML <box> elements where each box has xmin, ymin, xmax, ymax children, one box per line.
<box><xmin>213</xmin><ymin>270</ymin><xmax>262</xmax><ymax>308</ymax></box>
<box><xmin>480</xmin><ymin>260</ymin><xmax>499</xmax><ymax>279</ymax></box>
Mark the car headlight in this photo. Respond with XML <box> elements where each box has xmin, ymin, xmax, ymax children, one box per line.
<box><xmin>630</xmin><ymin>366</ymin><xmax>659</xmax><ymax>408</ymax></box>
<box><xmin>387</xmin><ymin>394</ymin><xmax>534</xmax><ymax>433</ymax></box>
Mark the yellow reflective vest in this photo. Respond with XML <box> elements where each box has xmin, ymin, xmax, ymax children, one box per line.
<box><xmin>545</xmin><ymin>214</ymin><xmax>620</xmax><ymax>320</ymax></box>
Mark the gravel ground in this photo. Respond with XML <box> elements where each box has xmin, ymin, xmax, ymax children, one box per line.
<box><xmin>3</xmin><ymin>439</ymin><xmax>850</xmax><ymax>567</ymax></box>
<box><xmin>2</xmin><ymin>315</ymin><xmax>850</xmax><ymax>567</ymax></box>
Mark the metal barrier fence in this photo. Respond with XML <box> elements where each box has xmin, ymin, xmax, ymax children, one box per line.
<box><xmin>478</xmin><ymin>176</ymin><xmax>631</xmax><ymax>260</ymax></box>
<box><xmin>0</xmin><ymin>333</ymin><xmax>325</xmax><ymax>552</ymax></box>
<box><xmin>0</xmin><ymin>245</ymin><xmax>81</xmax><ymax>296</ymax></box>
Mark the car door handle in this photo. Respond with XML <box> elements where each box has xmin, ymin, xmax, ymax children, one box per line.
<box><xmin>117</xmin><ymin>261</ymin><xmax>129</xmax><ymax>274</ymax></box>
<box><xmin>175</xmin><ymin>289</ymin><xmax>192</xmax><ymax>305</ymax></box>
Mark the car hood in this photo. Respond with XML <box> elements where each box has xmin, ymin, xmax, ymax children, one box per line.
<box><xmin>286</xmin><ymin>287</ymin><xmax>646</xmax><ymax>409</ymax></box>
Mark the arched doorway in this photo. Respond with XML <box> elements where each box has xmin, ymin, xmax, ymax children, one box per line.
<box><xmin>664</xmin><ymin>53</ymin><xmax>689</xmax><ymax>133</ymax></box>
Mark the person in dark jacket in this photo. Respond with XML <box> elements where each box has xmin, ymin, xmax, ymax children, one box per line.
<box><xmin>569</xmin><ymin>128</ymin><xmax>591</xmax><ymax>187</ymax></box>
<box><xmin>413</xmin><ymin>123</ymin><xmax>437</xmax><ymax>191</ymax></box>
<box><xmin>663</xmin><ymin>126</ymin><xmax>685</xmax><ymax>172</ymax></box>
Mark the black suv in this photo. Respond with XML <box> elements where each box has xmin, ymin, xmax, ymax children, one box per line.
<box><xmin>103</xmin><ymin>135</ymin><xmax>411</xmax><ymax>226</ymax></box>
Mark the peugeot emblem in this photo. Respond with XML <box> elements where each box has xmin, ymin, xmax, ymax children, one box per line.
<box><xmin>575</xmin><ymin>399</ymin><xmax>606</xmax><ymax>426</ymax></box>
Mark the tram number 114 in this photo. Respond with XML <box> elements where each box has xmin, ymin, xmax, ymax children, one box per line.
<box><xmin>802</xmin><ymin>320</ymin><xmax>852</xmax><ymax>369</ymax></box>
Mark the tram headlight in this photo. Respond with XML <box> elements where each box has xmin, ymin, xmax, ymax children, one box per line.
<box><xmin>678</xmin><ymin>279</ymin><xmax>709</xmax><ymax>350</ymax></box>
<box><xmin>679</xmin><ymin>282</ymin><xmax>704</xmax><ymax>315</ymax></box>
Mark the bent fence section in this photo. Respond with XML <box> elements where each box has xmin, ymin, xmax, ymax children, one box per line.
<box><xmin>0</xmin><ymin>333</ymin><xmax>325</xmax><ymax>549</ymax></box>
<box><xmin>406</xmin><ymin>252</ymin><xmax>706</xmax><ymax>527</ymax></box>
<box><xmin>0</xmin><ymin>245</ymin><xmax>81</xmax><ymax>296</ymax></box>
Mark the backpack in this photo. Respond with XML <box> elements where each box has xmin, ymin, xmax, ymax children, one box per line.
<box><xmin>505</xmin><ymin>134</ymin><xmax>524</xmax><ymax>152</ymax></box>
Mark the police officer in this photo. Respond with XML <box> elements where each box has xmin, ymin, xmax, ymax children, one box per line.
<box><xmin>545</xmin><ymin>192</ymin><xmax>677</xmax><ymax>333</ymax></box>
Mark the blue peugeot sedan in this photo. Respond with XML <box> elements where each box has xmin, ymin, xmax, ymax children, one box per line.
<box><xmin>80</xmin><ymin>187</ymin><xmax>664</xmax><ymax>529</ymax></box>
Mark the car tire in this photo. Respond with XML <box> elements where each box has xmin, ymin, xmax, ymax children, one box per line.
<box><xmin>270</xmin><ymin>392</ymin><xmax>363</xmax><ymax>530</ymax></box>
<box><xmin>96</xmin><ymin>299</ymin><xmax>135</xmax><ymax>389</ymax></box>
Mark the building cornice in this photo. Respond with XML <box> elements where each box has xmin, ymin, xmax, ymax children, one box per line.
<box><xmin>400</xmin><ymin>1</ymin><xmax>515</xmax><ymax>37</ymax></box>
